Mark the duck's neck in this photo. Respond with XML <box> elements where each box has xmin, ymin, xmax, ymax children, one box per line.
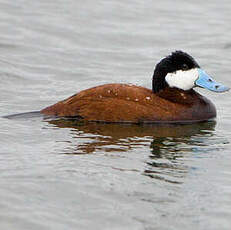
<box><xmin>155</xmin><ymin>87</ymin><xmax>198</xmax><ymax>105</ymax></box>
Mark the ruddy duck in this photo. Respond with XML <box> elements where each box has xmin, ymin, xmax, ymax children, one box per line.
<box><xmin>41</xmin><ymin>51</ymin><xmax>229</xmax><ymax>123</ymax></box>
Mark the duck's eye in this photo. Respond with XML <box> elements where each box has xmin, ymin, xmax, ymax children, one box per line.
<box><xmin>182</xmin><ymin>64</ymin><xmax>189</xmax><ymax>70</ymax></box>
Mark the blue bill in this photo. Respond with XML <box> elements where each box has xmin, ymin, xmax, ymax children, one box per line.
<box><xmin>195</xmin><ymin>69</ymin><xmax>230</xmax><ymax>92</ymax></box>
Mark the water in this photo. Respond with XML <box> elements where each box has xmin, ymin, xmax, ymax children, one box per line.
<box><xmin>0</xmin><ymin>0</ymin><xmax>231</xmax><ymax>229</ymax></box>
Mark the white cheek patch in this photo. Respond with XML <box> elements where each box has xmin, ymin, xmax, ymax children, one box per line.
<box><xmin>165</xmin><ymin>68</ymin><xmax>199</xmax><ymax>90</ymax></box>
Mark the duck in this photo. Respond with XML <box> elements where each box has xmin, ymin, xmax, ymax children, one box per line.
<box><xmin>41</xmin><ymin>51</ymin><xmax>229</xmax><ymax>124</ymax></box>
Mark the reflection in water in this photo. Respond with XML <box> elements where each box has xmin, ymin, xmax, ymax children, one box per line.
<box><xmin>47</xmin><ymin>119</ymin><xmax>216</xmax><ymax>153</ymax></box>
<box><xmin>47</xmin><ymin>119</ymin><xmax>217</xmax><ymax>183</ymax></box>
<box><xmin>145</xmin><ymin>122</ymin><xmax>217</xmax><ymax>183</ymax></box>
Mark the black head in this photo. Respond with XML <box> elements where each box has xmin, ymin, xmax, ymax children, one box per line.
<box><xmin>152</xmin><ymin>51</ymin><xmax>200</xmax><ymax>93</ymax></box>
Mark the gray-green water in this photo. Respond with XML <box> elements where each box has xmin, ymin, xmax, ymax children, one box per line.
<box><xmin>0</xmin><ymin>1</ymin><xmax>231</xmax><ymax>229</ymax></box>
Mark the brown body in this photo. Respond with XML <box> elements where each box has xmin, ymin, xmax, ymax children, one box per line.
<box><xmin>41</xmin><ymin>84</ymin><xmax>216</xmax><ymax>123</ymax></box>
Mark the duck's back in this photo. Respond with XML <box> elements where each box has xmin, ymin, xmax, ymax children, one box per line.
<box><xmin>41</xmin><ymin>83</ymin><xmax>216</xmax><ymax>123</ymax></box>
